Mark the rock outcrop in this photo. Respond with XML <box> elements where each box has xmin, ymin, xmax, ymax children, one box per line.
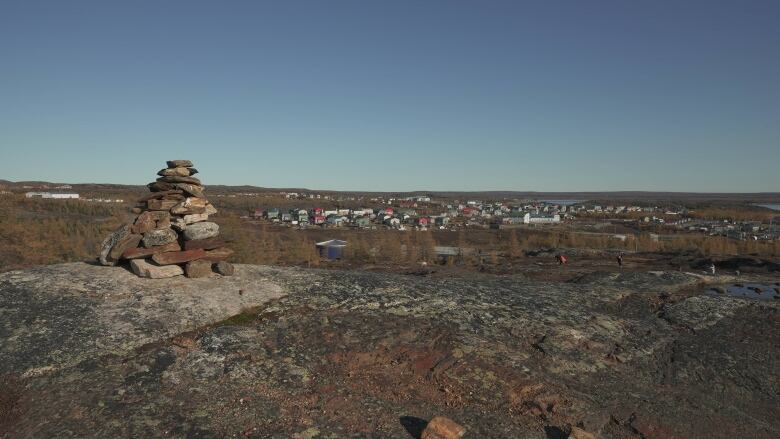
<box><xmin>1</xmin><ymin>264</ymin><xmax>778</xmax><ymax>438</ymax></box>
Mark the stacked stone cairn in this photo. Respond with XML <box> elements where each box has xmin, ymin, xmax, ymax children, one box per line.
<box><xmin>98</xmin><ymin>160</ymin><xmax>235</xmax><ymax>278</ymax></box>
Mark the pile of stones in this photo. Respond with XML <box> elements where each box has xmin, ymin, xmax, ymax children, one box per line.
<box><xmin>98</xmin><ymin>160</ymin><xmax>234</xmax><ymax>278</ymax></box>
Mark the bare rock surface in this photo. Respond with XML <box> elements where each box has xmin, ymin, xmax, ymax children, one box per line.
<box><xmin>0</xmin><ymin>263</ymin><xmax>284</xmax><ymax>380</ymax></box>
<box><xmin>0</xmin><ymin>265</ymin><xmax>778</xmax><ymax>438</ymax></box>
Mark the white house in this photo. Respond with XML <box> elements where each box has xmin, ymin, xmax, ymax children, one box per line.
<box><xmin>25</xmin><ymin>192</ymin><xmax>79</xmax><ymax>199</ymax></box>
<box><xmin>524</xmin><ymin>213</ymin><xmax>560</xmax><ymax>224</ymax></box>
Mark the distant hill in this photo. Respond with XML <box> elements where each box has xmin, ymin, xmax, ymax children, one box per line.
<box><xmin>1</xmin><ymin>179</ymin><xmax>779</xmax><ymax>203</ymax></box>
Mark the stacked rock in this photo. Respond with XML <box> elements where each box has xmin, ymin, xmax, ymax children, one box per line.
<box><xmin>98</xmin><ymin>160</ymin><xmax>235</xmax><ymax>279</ymax></box>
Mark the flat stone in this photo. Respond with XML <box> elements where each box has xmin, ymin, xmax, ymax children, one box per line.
<box><xmin>152</xmin><ymin>249</ymin><xmax>206</xmax><ymax>265</ymax></box>
<box><xmin>170</xmin><ymin>198</ymin><xmax>208</xmax><ymax>215</ymax></box>
<box><xmin>137</xmin><ymin>190</ymin><xmax>183</xmax><ymax>202</ymax></box>
<box><xmin>108</xmin><ymin>233</ymin><xmax>142</xmax><ymax>260</ymax></box>
<box><xmin>98</xmin><ymin>224</ymin><xmax>131</xmax><ymax>266</ymax></box>
<box><xmin>122</xmin><ymin>242</ymin><xmax>181</xmax><ymax>259</ymax></box>
<box><xmin>157</xmin><ymin>167</ymin><xmax>191</xmax><ymax>177</ymax></box>
<box><xmin>156</xmin><ymin>215</ymin><xmax>171</xmax><ymax>229</ymax></box>
<box><xmin>183</xmin><ymin>213</ymin><xmax>209</xmax><ymax>224</ymax></box>
<box><xmin>147</xmin><ymin>181</ymin><xmax>175</xmax><ymax>192</ymax></box>
<box><xmin>142</xmin><ymin>228</ymin><xmax>178</xmax><ymax>247</ymax></box>
<box><xmin>171</xmin><ymin>205</ymin><xmax>206</xmax><ymax>215</ymax></box>
<box><xmin>174</xmin><ymin>183</ymin><xmax>205</xmax><ymax>198</ymax></box>
<box><xmin>130</xmin><ymin>258</ymin><xmax>184</xmax><ymax>279</ymax></box>
<box><xmin>131</xmin><ymin>212</ymin><xmax>157</xmax><ymax>234</ymax></box>
<box><xmin>183</xmin><ymin>222</ymin><xmax>219</xmax><ymax>240</ymax></box>
<box><xmin>166</xmin><ymin>160</ymin><xmax>193</xmax><ymax>168</ymax></box>
<box><xmin>185</xmin><ymin>260</ymin><xmax>213</xmax><ymax>278</ymax></box>
<box><xmin>421</xmin><ymin>417</ymin><xmax>466</xmax><ymax>439</ymax></box>
<box><xmin>186</xmin><ymin>197</ymin><xmax>208</xmax><ymax>208</ymax></box>
<box><xmin>159</xmin><ymin>193</ymin><xmax>186</xmax><ymax>201</ymax></box>
<box><xmin>205</xmin><ymin>203</ymin><xmax>218</xmax><ymax>215</ymax></box>
<box><xmin>146</xmin><ymin>199</ymin><xmax>179</xmax><ymax>211</ymax></box>
<box><xmin>203</xmin><ymin>247</ymin><xmax>234</xmax><ymax>262</ymax></box>
<box><xmin>171</xmin><ymin>218</ymin><xmax>187</xmax><ymax>231</ymax></box>
<box><xmin>187</xmin><ymin>167</ymin><xmax>198</xmax><ymax>175</ymax></box>
<box><xmin>183</xmin><ymin>237</ymin><xmax>225</xmax><ymax>250</ymax></box>
<box><xmin>213</xmin><ymin>261</ymin><xmax>235</xmax><ymax>276</ymax></box>
<box><xmin>157</xmin><ymin>175</ymin><xmax>202</xmax><ymax>185</ymax></box>
<box><xmin>133</xmin><ymin>211</ymin><xmax>170</xmax><ymax>234</ymax></box>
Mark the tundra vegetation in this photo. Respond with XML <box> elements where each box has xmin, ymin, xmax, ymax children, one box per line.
<box><xmin>1</xmin><ymin>192</ymin><xmax>779</xmax><ymax>273</ymax></box>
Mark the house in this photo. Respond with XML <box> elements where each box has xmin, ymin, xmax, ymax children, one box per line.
<box><xmin>25</xmin><ymin>192</ymin><xmax>79</xmax><ymax>199</ymax></box>
<box><xmin>267</xmin><ymin>208</ymin><xmax>280</xmax><ymax>220</ymax></box>
<box><xmin>253</xmin><ymin>209</ymin><xmax>265</xmax><ymax>219</ymax></box>
<box><xmin>354</xmin><ymin>216</ymin><xmax>371</xmax><ymax>228</ymax></box>
<box><xmin>280</xmin><ymin>213</ymin><xmax>292</xmax><ymax>222</ymax></box>
<box><xmin>313</xmin><ymin>207</ymin><xmax>324</xmax><ymax>216</ymax></box>
<box><xmin>523</xmin><ymin>213</ymin><xmax>561</xmax><ymax>224</ymax></box>
<box><xmin>384</xmin><ymin>217</ymin><xmax>401</xmax><ymax>227</ymax></box>
<box><xmin>316</xmin><ymin>239</ymin><xmax>347</xmax><ymax>260</ymax></box>
<box><xmin>434</xmin><ymin>216</ymin><xmax>450</xmax><ymax>226</ymax></box>
<box><xmin>313</xmin><ymin>215</ymin><xmax>326</xmax><ymax>225</ymax></box>
<box><xmin>416</xmin><ymin>217</ymin><xmax>430</xmax><ymax>227</ymax></box>
<box><xmin>383</xmin><ymin>207</ymin><xmax>394</xmax><ymax>216</ymax></box>
<box><xmin>323</xmin><ymin>210</ymin><xmax>338</xmax><ymax>217</ymax></box>
<box><xmin>326</xmin><ymin>215</ymin><xmax>348</xmax><ymax>226</ymax></box>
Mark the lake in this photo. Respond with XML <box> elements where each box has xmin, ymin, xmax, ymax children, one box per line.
<box><xmin>756</xmin><ymin>204</ymin><xmax>780</xmax><ymax>211</ymax></box>
<box><xmin>706</xmin><ymin>283</ymin><xmax>780</xmax><ymax>301</ymax></box>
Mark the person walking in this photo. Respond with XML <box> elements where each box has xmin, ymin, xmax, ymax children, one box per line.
<box><xmin>617</xmin><ymin>253</ymin><xmax>624</xmax><ymax>269</ymax></box>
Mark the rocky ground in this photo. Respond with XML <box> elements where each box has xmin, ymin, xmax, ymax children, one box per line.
<box><xmin>1</xmin><ymin>263</ymin><xmax>778</xmax><ymax>438</ymax></box>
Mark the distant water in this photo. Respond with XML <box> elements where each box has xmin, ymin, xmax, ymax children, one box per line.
<box><xmin>756</xmin><ymin>204</ymin><xmax>780</xmax><ymax>211</ymax></box>
<box><xmin>541</xmin><ymin>200</ymin><xmax>585</xmax><ymax>206</ymax></box>
<box><xmin>706</xmin><ymin>284</ymin><xmax>779</xmax><ymax>301</ymax></box>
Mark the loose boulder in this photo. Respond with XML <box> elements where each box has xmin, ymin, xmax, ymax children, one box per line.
<box><xmin>421</xmin><ymin>416</ymin><xmax>466</xmax><ymax>439</ymax></box>
<box><xmin>185</xmin><ymin>260</ymin><xmax>213</xmax><ymax>278</ymax></box>
<box><xmin>183</xmin><ymin>222</ymin><xmax>219</xmax><ymax>241</ymax></box>
<box><xmin>142</xmin><ymin>228</ymin><xmax>178</xmax><ymax>247</ymax></box>
<box><xmin>130</xmin><ymin>259</ymin><xmax>184</xmax><ymax>279</ymax></box>
<box><xmin>99</xmin><ymin>224</ymin><xmax>131</xmax><ymax>266</ymax></box>
<box><xmin>214</xmin><ymin>261</ymin><xmax>235</xmax><ymax>276</ymax></box>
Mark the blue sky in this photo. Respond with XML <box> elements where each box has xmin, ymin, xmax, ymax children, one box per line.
<box><xmin>0</xmin><ymin>1</ymin><xmax>778</xmax><ymax>192</ymax></box>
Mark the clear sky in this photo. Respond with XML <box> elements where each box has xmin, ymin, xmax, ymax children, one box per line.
<box><xmin>0</xmin><ymin>1</ymin><xmax>778</xmax><ymax>192</ymax></box>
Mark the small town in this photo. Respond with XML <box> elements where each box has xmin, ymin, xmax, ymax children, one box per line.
<box><xmin>243</xmin><ymin>192</ymin><xmax>780</xmax><ymax>242</ymax></box>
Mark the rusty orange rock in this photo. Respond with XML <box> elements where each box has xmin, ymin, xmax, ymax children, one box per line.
<box><xmin>421</xmin><ymin>416</ymin><xmax>465</xmax><ymax>439</ymax></box>
<box><xmin>152</xmin><ymin>248</ymin><xmax>206</xmax><ymax>265</ymax></box>
<box><xmin>569</xmin><ymin>426</ymin><xmax>596</xmax><ymax>439</ymax></box>
<box><xmin>122</xmin><ymin>242</ymin><xmax>181</xmax><ymax>259</ymax></box>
